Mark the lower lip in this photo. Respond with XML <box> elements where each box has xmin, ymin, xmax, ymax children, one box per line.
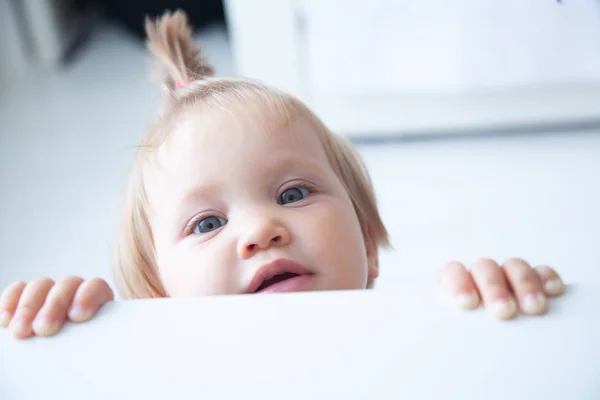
<box><xmin>256</xmin><ymin>274</ymin><xmax>314</xmax><ymax>294</ymax></box>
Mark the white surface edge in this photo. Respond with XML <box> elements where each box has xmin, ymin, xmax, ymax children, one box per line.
<box><xmin>1</xmin><ymin>284</ymin><xmax>599</xmax><ymax>399</ymax></box>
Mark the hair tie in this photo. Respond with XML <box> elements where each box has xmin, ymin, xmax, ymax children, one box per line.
<box><xmin>175</xmin><ymin>78</ymin><xmax>195</xmax><ymax>88</ymax></box>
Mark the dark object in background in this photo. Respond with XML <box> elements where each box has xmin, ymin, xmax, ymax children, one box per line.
<box><xmin>74</xmin><ymin>0</ymin><xmax>225</xmax><ymax>39</ymax></box>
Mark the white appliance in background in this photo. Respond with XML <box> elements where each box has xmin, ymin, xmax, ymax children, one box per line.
<box><xmin>224</xmin><ymin>0</ymin><xmax>600</xmax><ymax>137</ymax></box>
<box><xmin>0</xmin><ymin>0</ymin><xmax>29</xmax><ymax>89</ymax></box>
<box><xmin>0</xmin><ymin>0</ymin><xmax>85</xmax><ymax>90</ymax></box>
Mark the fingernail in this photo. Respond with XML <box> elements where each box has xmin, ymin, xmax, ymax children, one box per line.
<box><xmin>0</xmin><ymin>310</ymin><xmax>12</xmax><ymax>327</ymax></box>
<box><xmin>490</xmin><ymin>298</ymin><xmax>517</xmax><ymax>320</ymax></box>
<box><xmin>455</xmin><ymin>292</ymin><xmax>479</xmax><ymax>309</ymax></box>
<box><xmin>12</xmin><ymin>317</ymin><xmax>27</xmax><ymax>329</ymax></box>
<box><xmin>522</xmin><ymin>292</ymin><xmax>548</xmax><ymax>315</ymax></box>
<box><xmin>32</xmin><ymin>315</ymin><xmax>59</xmax><ymax>336</ymax></box>
<box><xmin>544</xmin><ymin>279</ymin><xmax>564</xmax><ymax>296</ymax></box>
<box><xmin>9</xmin><ymin>317</ymin><xmax>30</xmax><ymax>336</ymax></box>
<box><xmin>68</xmin><ymin>305</ymin><xmax>91</xmax><ymax>321</ymax></box>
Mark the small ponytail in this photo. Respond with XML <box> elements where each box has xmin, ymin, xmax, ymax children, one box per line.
<box><xmin>144</xmin><ymin>10</ymin><xmax>214</xmax><ymax>93</ymax></box>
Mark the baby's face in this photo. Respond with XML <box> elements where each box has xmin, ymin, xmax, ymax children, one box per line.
<box><xmin>144</xmin><ymin>105</ymin><xmax>377</xmax><ymax>297</ymax></box>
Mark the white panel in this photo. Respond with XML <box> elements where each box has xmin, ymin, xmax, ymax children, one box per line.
<box><xmin>2</xmin><ymin>285</ymin><xmax>599</xmax><ymax>399</ymax></box>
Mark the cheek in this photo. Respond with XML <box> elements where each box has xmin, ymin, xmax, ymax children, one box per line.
<box><xmin>300</xmin><ymin>199</ymin><xmax>369</xmax><ymax>285</ymax></box>
<box><xmin>155</xmin><ymin>240</ymin><xmax>237</xmax><ymax>297</ymax></box>
<box><xmin>154</xmin><ymin>246</ymin><xmax>198</xmax><ymax>297</ymax></box>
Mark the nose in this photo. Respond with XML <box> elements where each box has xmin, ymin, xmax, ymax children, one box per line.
<box><xmin>237</xmin><ymin>217</ymin><xmax>291</xmax><ymax>259</ymax></box>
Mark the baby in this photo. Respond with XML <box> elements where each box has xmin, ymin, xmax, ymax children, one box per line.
<box><xmin>0</xmin><ymin>11</ymin><xmax>565</xmax><ymax>340</ymax></box>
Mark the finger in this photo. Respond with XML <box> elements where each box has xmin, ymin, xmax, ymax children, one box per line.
<box><xmin>534</xmin><ymin>265</ymin><xmax>565</xmax><ymax>297</ymax></box>
<box><xmin>470</xmin><ymin>258</ymin><xmax>517</xmax><ymax>320</ymax></box>
<box><xmin>0</xmin><ymin>281</ymin><xmax>27</xmax><ymax>327</ymax></box>
<box><xmin>9</xmin><ymin>278</ymin><xmax>55</xmax><ymax>339</ymax></box>
<box><xmin>68</xmin><ymin>278</ymin><xmax>114</xmax><ymax>323</ymax></box>
<box><xmin>502</xmin><ymin>258</ymin><xmax>548</xmax><ymax>316</ymax></box>
<box><xmin>439</xmin><ymin>261</ymin><xmax>480</xmax><ymax>309</ymax></box>
<box><xmin>32</xmin><ymin>276</ymin><xmax>83</xmax><ymax>337</ymax></box>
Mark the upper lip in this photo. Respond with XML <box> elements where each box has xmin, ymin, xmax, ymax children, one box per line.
<box><xmin>246</xmin><ymin>259</ymin><xmax>312</xmax><ymax>293</ymax></box>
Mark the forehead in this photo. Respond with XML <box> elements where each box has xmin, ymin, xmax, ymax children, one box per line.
<box><xmin>144</xmin><ymin>101</ymin><xmax>332</xmax><ymax>204</ymax></box>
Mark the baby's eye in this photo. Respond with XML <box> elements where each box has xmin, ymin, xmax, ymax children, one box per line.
<box><xmin>194</xmin><ymin>216</ymin><xmax>227</xmax><ymax>234</ymax></box>
<box><xmin>278</xmin><ymin>187</ymin><xmax>309</xmax><ymax>205</ymax></box>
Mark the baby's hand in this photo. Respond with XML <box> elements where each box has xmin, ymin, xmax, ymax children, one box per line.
<box><xmin>0</xmin><ymin>277</ymin><xmax>114</xmax><ymax>339</ymax></box>
<box><xmin>439</xmin><ymin>258</ymin><xmax>565</xmax><ymax>320</ymax></box>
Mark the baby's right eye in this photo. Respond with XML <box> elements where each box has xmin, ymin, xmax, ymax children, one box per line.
<box><xmin>193</xmin><ymin>216</ymin><xmax>227</xmax><ymax>234</ymax></box>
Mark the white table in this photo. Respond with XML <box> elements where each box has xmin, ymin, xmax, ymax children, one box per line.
<box><xmin>1</xmin><ymin>285</ymin><xmax>599</xmax><ymax>399</ymax></box>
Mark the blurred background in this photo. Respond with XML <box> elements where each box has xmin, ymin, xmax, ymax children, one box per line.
<box><xmin>1</xmin><ymin>0</ymin><xmax>599</xmax><ymax>295</ymax></box>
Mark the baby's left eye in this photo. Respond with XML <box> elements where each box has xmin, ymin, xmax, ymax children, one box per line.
<box><xmin>278</xmin><ymin>187</ymin><xmax>309</xmax><ymax>205</ymax></box>
<box><xmin>194</xmin><ymin>215</ymin><xmax>227</xmax><ymax>234</ymax></box>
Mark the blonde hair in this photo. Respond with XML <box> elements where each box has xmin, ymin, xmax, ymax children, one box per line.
<box><xmin>113</xmin><ymin>10</ymin><xmax>390</xmax><ymax>299</ymax></box>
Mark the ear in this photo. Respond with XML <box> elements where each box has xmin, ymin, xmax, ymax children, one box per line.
<box><xmin>365</xmin><ymin>225</ymin><xmax>379</xmax><ymax>280</ymax></box>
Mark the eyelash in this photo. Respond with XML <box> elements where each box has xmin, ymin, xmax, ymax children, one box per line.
<box><xmin>184</xmin><ymin>212</ymin><xmax>225</xmax><ymax>236</ymax></box>
<box><xmin>183</xmin><ymin>181</ymin><xmax>318</xmax><ymax>236</ymax></box>
<box><xmin>278</xmin><ymin>181</ymin><xmax>317</xmax><ymax>201</ymax></box>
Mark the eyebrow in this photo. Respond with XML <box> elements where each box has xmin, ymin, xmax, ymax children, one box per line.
<box><xmin>266</xmin><ymin>156</ymin><xmax>328</xmax><ymax>179</ymax></box>
<box><xmin>179</xmin><ymin>181</ymin><xmax>222</xmax><ymax>207</ymax></box>
<box><xmin>177</xmin><ymin>157</ymin><xmax>327</xmax><ymax>208</ymax></box>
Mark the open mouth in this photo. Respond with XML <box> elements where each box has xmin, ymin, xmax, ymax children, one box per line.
<box><xmin>248</xmin><ymin>259</ymin><xmax>313</xmax><ymax>294</ymax></box>
<box><xmin>255</xmin><ymin>272</ymin><xmax>300</xmax><ymax>292</ymax></box>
